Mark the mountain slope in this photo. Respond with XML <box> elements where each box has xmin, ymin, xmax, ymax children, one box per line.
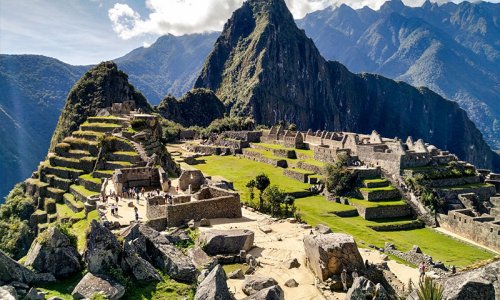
<box><xmin>0</xmin><ymin>55</ymin><xmax>87</xmax><ymax>200</ymax></box>
<box><xmin>297</xmin><ymin>1</ymin><xmax>500</xmax><ymax>149</ymax></box>
<box><xmin>195</xmin><ymin>0</ymin><xmax>499</xmax><ymax>170</ymax></box>
<box><xmin>115</xmin><ymin>33</ymin><xmax>218</xmax><ymax>103</ymax></box>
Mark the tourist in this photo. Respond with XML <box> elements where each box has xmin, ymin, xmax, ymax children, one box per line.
<box><xmin>451</xmin><ymin>265</ymin><xmax>456</xmax><ymax>274</ymax></box>
<box><xmin>134</xmin><ymin>206</ymin><xmax>139</xmax><ymax>222</ymax></box>
<box><xmin>419</xmin><ymin>262</ymin><xmax>426</xmax><ymax>281</ymax></box>
<box><xmin>136</xmin><ymin>193</ymin><xmax>140</xmax><ymax>204</ymax></box>
<box><xmin>141</xmin><ymin>187</ymin><xmax>145</xmax><ymax>197</ymax></box>
<box><xmin>365</xmin><ymin>259</ymin><xmax>369</xmax><ymax>268</ymax></box>
<box><xmin>341</xmin><ymin>269</ymin><xmax>348</xmax><ymax>291</ymax></box>
<box><xmin>110</xmin><ymin>203</ymin><xmax>116</xmax><ymax>216</ymax></box>
<box><xmin>352</xmin><ymin>268</ymin><xmax>358</xmax><ymax>279</ymax></box>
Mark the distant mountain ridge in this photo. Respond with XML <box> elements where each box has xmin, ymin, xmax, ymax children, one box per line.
<box><xmin>296</xmin><ymin>0</ymin><xmax>500</xmax><ymax>149</ymax></box>
<box><xmin>195</xmin><ymin>0</ymin><xmax>499</xmax><ymax>171</ymax></box>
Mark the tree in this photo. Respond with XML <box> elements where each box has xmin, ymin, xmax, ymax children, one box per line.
<box><xmin>255</xmin><ymin>174</ymin><xmax>271</xmax><ymax>211</ymax></box>
<box><xmin>287</xmin><ymin>123</ymin><xmax>297</xmax><ymax>131</ymax></box>
<box><xmin>324</xmin><ymin>153</ymin><xmax>356</xmax><ymax>196</ymax></box>
<box><xmin>283</xmin><ymin>195</ymin><xmax>295</xmax><ymax>216</ymax></box>
<box><xmin>417</xmin><ymin>277</ymin><xmax>443</xmax><ymax>300</ymax></box>
<box><xmin>263</xmin><ymin>185</ymin><xmax>285</xmax><ymax>216</ymax></box>
<box><xmin>246</xmin><ymin>179</ymin><xmax>256</xmax><ymax>207</ymax></box>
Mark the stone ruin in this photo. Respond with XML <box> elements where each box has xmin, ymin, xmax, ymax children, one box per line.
<box><xmin>97</xmin><ymin>100</ymin><xmax>136</xmax><ymax>116</ymax></box>
<box><xmin>112</xmin><ymin>167</ymin><xmax>168</xmax><ymax>192</ymax></box>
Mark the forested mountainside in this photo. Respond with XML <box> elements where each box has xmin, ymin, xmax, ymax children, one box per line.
<box><xmin>195</xmin><ymin>0</ymin><xmax>500</xmax><ymax>170</ymax></box>
<box><xmin>297</xmin><ymin>0</ymin><xmax>500</xmax><ymax>149</ymax></box>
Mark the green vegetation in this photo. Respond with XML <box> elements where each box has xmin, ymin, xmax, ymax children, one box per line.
<box><xmin>71</xmin><ymin>184</ymin><xmax>99</xmax><ymax>198</ymax></box>
<box><xmin>359</xmin><ymin>186</ymin><xmax>396</xmax><ymax>192</ymax></box>
<box><xmin>0</xmin><ymin>183</ymin><xmax>35</xmax><ymax>259</ymax></box>
<box><xmin>223</xmin><ymin>263</ymin><xmax>247</xmax><ymax>274</ymax></box>
<box><xmin>324</xmin><ymin>154</ymin><xmax>356</xmax><ymax>196</ymax></box>
<box><xmin>36</xmin><ymin>272</ymin><xmax>85</xmax><ymax>300</ymax></box>
<box><xmin>349</xmin><ymin>198</ymin><xmax>407</xmax><ymax>208</ymax></box>
<box><xmin>440</xmin><ymin>183</ymin><xmax>494</xmax><ymax>191</ymax></box>
<box><xmin>79</xmin><ymin>174</ymin><xmax>101</xmax><ymax>184</ymax></box>
<box><xmin>417</xmin><ymin>277</ymin><xmax>444</xmax><ymax>300</ymax></box>
<box><xmin>295</xmin><ymin>196</ymin><xmax>495</xmax><ymax>267</ymax></box>
<box><xmin>124</xmin><ymin>273</ymin><xmax>194</xmax><ymax>300</ymax></box>
<box><xmin>70</xmin><ymin>210</ymin><xmax>99</xmax><ymax>252</ymax></box>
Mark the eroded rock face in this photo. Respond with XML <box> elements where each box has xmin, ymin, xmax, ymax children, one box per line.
<box><xmin>123</xmin><ymin>223</ymin><xmax>197</xmax><ymax>282</ymax></box>
<box><xmin>72</xmin><ymin>273</ymin><xmax>125</xmax><ymax>300</ymax></box>
<box><xmin>85</xmin><ymin>220</ymin><xmax>122</xmax><ymax>275</ymax></box>
<box><xmin>121</xmin><ymin>243</ymin><xmax>161</xmax><ymax>282</ymax></box>
<box><xmin>194</xmin><ymin>265</ymin><xmax>231</xmax><ymax>300</ymax></box>
<box><xmin>24</xmin><ymin>227</ymin><xmax>81</xmax><ymax>279</ymax></box>
<box><xmin>242</xmin><ymin>275</ymin><xmax>279</xmax><ymax>296</ymax></box>
<box><xmin>0</xmin><ymin>250</ymin><xmax>55</xmax><ymax>285</ymax></box>
<box><xmin>303</xmin><ymin>233</ymin><xmax>364</xmax><ymax>281</ymax></box>
<box><xmin>242</xmin><ymin>285</ymin><xmax>284</xmax><ymax>300</ymax></box>
<box><xmin>442</xmin><ymin>260</ymin><xmax>499</xmax><ymax>300</ymax></box>
<box><xmin>200</xmin><ymin>229</ymin><xmax>254</xmax><ymax>255</ymax></box>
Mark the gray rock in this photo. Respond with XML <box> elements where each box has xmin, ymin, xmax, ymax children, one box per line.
<box><xmin>346</xmin><ymin>276</ymin><xmax>374</xmax><ymax>300</ymax></box>
<box><xmin>188</xmin><ymin>219</ymin><xmax>196</xmax><ymax>230</ymax></box>
<box><xmin>242</xmin><ymin>285</ymin><xmax>284</xmax><ymax>300</ymax></box>
<box><xmin>165</xmin><ymin>228</ymin><xmax>192</xmax><ymax>244</ymax></box>
<box><xmin>315</xmin><ymin>224</ymin><xmax>332</xmax><ymax>234</ymax></box>
<box><xmin>189</xmin><ymin>247</ymin><xmax>216</xmax><ymax>271</ymax></box>
<box><xmin>284</xmin><ymin>279</ymin><xmax>298</xmax><ymax>287</ymax></box>
<box><xmin>0</xmin><ymin>285</ymin><xmax>17</xmax><ymax>300</ymax></box>
<box><xmin>259</xmin><ymin>226</ymin><xmax>272</xmax><ymax>234</ymax></box>
<box><xmin>124</xmin><ymin>223</ymin><xmax>197</xmax><ymax>282</ymax></box>
<box><xmin>442</xmin><ymin>260</ymin><xmax>499</xmax><ymax>300</ymax></box>
<box><xmin>411</xmin><ymin>245</ymin><xmax>422</xmax><ymax>254</ymax></box>
<box><xmin>0</xmin><ymin>250</ymin><xmax>55</xmax><ymax>285</ymax></box>
<box><xmin>303</xmin><ymin>233</ymin><xmax>364</xmax><ymax>281</ymax></box>
<box><xmin>200</xmin><ymin>229</ymin><xmax>254</xmax><ymax>255</ymax></box>
<box><xmin>228</xmin><ymin>269</ymin><xmax>244</xmax><ymax>279</ymax></box>
<box><xmin>85</xmin><ymin>220</ymin><xmax>122</xmax><ymax>275</ymax></box>
<box><xmin>283</xmin><ymin>258</ymin><xmax>300</xmax><ymax>269</ymax></box>
<box><xmin>24</xmin><ymin>227</ymin><xmax>82</xmax><ymax>279</ymax></box>
<box><xmin>25</xmin><ymin>287</ymin><xmax>44</xmax><ymax>300</ymax></box>
<box><xmin>72</xmin><ymin>273</ymin><xmax>125</xmax><ymax>300</ymax></box>
<box><xmin>245</xmin><ymin>266</ymin><xmax>255</xmax><ymax>275</ymax></box>
<box><xmin>194</xmin><ymin>265</ymin><xmax>231</xmax><ymax>300</ymax></box>
<box><xmin>121</xmin><ymin>242</ymin><xmax>161</xmax><ymax>282</ymax></box>
<box><xmin>242</xmin><ymin>275</ymin><xmax>279</xmax><ymax>295</ymax></box>
<box><xmin>199</xmin><ymin>219</ymin><xmax>210</xmax><ymax>227</ymax></box>
<box><xmin>374</xmin><ymin>283</ymin><xmax>388</xmax><ymax>300</ymax></box>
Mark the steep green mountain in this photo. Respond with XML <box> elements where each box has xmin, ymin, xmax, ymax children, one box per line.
<box><xmin>0</xmin><ymin>55</ymin><xmax>87</xmax><ymax>201</ymax></box>
<box><xmin>296</xmin><ymin>1</ymin><xmax>500</xmax><ymax>149</ymax></box>
<box><xmin>115</xmin><ymin>33</ymin><xmax>218</xmax><ymax>102</ymax></box>
<box><xmin>49</xmin><ymin>61</ymin><xmax>152</xmax><ymax>150</ymax></box>
<box><xmin>195</xmin><ymin>0</ymin><xmax>500</xmax><ymax>170</ymax></box>
<box><xmin>157</xmin><ymin>88</ymin><xmax>225</xmax><ymax>127</ymax></box>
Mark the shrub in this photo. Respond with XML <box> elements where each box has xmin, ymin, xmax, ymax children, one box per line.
<box><xmin>255</xmin><ymin>174</ymin><xmax>271</xmax><ymax>211</ymax></box>
<box><xmin>263</xmin><ymin>185</ymin><xmax>285</xmax><ymax>216</ymax></box>
<box><xmin>324</xmin><ymin>154</ymin><xmax>357</xmax><ymax>196</ymax></box>
<box><xmin>417</xmin><ymin>276</ymin><xmax>444</xmax><ymax>300</ymax></box>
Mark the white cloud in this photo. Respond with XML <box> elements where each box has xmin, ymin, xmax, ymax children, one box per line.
<box><xmin>108</xmin><ymin>0</ymin><xmax>498</xmax><ymax>39</ymax></box>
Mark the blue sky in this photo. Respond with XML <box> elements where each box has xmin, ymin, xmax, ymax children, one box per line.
<box><xmin>1</xmin><ymin>0</ymin><xmax>498</xmax><ymax>65</ymax></box>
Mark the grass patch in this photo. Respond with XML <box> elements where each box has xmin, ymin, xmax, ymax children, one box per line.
<box><xmin>124</xmin><ymin>274</ymin><xmax>194</xmax><ymax>300</ymax></box>
<box><xmin>70</xmin><ymin>184</ymin><xmax>99</xmax><ymax>198</ymax></box>
<box><xmin>36</xmin><ymin>271</ymin><xmax>85</xmax><ymax>300</ymax></box>
<box><xmin>359</xmin><ymin>186</ymin><xmax>396</xmax><ymax>192</ymax></box>
<box><xmin>56</xmin><ymin>203</ymin><xmax>75</xmax><ymax>219</ymax></box>
<box><xmin>71</xmin><ymin>210</ymin><xmax>98</xmax><ymax>252</ymax></box>
<box><xmin>113</xmin><ymin>151</ymin><xmax>138</xmax><ymax>156</ymax></box>
<box><xmin>223</xmin><ymin>263</ymin><xmax>247</xmax><ymax>274</ymax></box>
<box><xmin>81</xmin><ymin>122</ymin><xmax>121</xmax><ymax>128</ymax></box>
<box><xmin>295</xmin><ymin>196</ymin><xmax>496</xmax><ymax>267</ymax></box>
<box><xmin>363</xmin><ymin>178</ymin><xmax>387</xmax><ymax>184</ymax></box>
<box><xmin>79</xmin><ymin>174</ymin><xmax>101</xmax><ymax>184</ymax></box>
<box><xmin>192</xmin><ymin>155</ymin><xmax>310</xmax><ymax>202</ymax></box>
<box><xmin>349</xmin><ymin>198</ymin><xmax>406</xmax><ymax>208</ymax></box>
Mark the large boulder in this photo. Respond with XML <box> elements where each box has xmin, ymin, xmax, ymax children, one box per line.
<box><xmin>123</xmin><ymin>223</ymin><xmax>197</xmax><ymax>282</ymax></box>
<box><xmin>199</xmin><ymin>229</ymin><xmax>254</xmax><ymax>255</ymax></box>
<box><xmin>242</xmin><ymin>285</ymin><xmax>284</xmax><ymax>300</ymax></box>
<box><xmin>242</xmin><ymin>275</ymin><xmax>278</xmax><ymax>295</ymax></box>
<box><xmin>0</xmin><ymin>250</ymin><xmax>55</xmax><ymax>285</ymax></box>
<box><xmin>0</xmin><ymin>285</ymin><xmax>17</xmax><ymax>300</ymax></box>
<box><xmin>24</xmin><ymin>227</ymin><xmax>81</xmax><ymax>279</ymax></box>
<box><xmin>346</xmin><ymin>276</ymin><xmax>374</xmax><ymax>300</ymax></box>
<box><xmin>85</xmin><ymin>220</ymin><xmax>122</xmax><ymax>275</ymax></box>
<box><xmin>303</xmin><ymin>233</ymin><xmax>364</xmax><ymax>281</ymax></box>
<box><xmin>72</xmin><ymin>273</ymin><xmax>125</xmax><ymax>300</ymax></box>
<box><xmin>194</xmin><ymin>265</ymin><xmax>232</xmax><ymax>300</ymax></box>
<box><xmin>189</xmin><ymin>246</ymin><xmax>216</xmax><ymax>271</ymax></box>
<box><xmin>442</xmin><ymin>260</ymin><xmax>499</xmax><ymax>300</ymax></box>
<box><xmin>121</xmin><ymin>243</ymin><xmax>161</xmax><ymax>282</ymax></box>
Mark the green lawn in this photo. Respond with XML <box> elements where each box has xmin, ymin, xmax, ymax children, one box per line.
<box><xmin>192</xmin><ymin>155</ymin><xmax>310</xmax><ymax>202</ymax></box>
<box><xmin>440</xmin><ymin>183</ymin><xmax>495</xmax><ymax>190</ymax></box>
<box><xmin>71</xmin><ymin>210</ymin><xmax>98</xmax><ymax>252</ymax></box>
<box><xmin>295</xmin><ymin>196</ymin><xmax>496</xmax><ymax>267</ymax></box>
<box><xmin>349</xmin><ymin>198</ymin><xmax>406</xmax><ymax>208</ymax></box>
<box><xmin>359</xmin><ymin>186</ymin><xmax>396</xmax><ymax>192</ymax></box>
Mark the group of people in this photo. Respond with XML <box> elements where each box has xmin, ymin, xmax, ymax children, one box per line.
<box><xmin>340</xmin><ymin>268</ymin><xmax>359</xmax><ymax>291</ymax></box>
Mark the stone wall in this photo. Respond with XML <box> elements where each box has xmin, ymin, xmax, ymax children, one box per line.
<box><xmin>192</xmin><ymin>186</ymin><xmax>237</xmax><ymax>200</ymax></box>
<box><xmin>283</xmin><ymin>169</ymin><xmax>314</xmax><ymax>183</ymax></box>
<box><xmin>272</xmin><ymin>149</ymin><xmax>296</xmax><ymax>159</ymax></box>
<box><xmin>354</xmin><ymin>204</ymin><xmax>410</xmax><ymax>220</ymax></box>
<box><xmin>360</xmin><ymin>189</ymin><xmax>400</xmax><ymax>201</ymax></box>
<box><xmin>145</xmin><ymin>217</ymin><xmax>168</xmax><ymax>232</ymax></box>
<box><xmin>356</xmin><ymin>145</ymin><xmax>402</xmax><ymax>176</ymax></box>
<box><xmin>384</xmin><ymin>243</ymin><xmax>447</xmax><ymax>275</ymax></box>
<box><xmin>146</xmin><ymin>196</ymin><xmax>167</xmax><ymax>220</ymax></box>
<box><xmin>297</xmin><ymin>161</ymin><xmax>323</xmax><ymax>174</ymax></box>
<box><xmin>241</xmin><ymin>153</ymin><xmax>287</xmax><ymax>168</ymax></box>
<box><xmin>223</xmin><ymin>131</ymin><xmax>262</xmax><ymax>143</ymax></box>
<box><xmin>166</xmin><ymin>195</ymin><xmax>241</xmax><ymax>227</ymax></box>
<box><xmin>438</xmin><ymin>210</ymin><xmax>500</xmax><ymax>252</ymax></box>
<box><xmin>113</xmin><ymin>167</ymin><xmax>160</xmax><ymax>192</ymax></box>
<box><xmin>185</xmin><ymin>144</ymin><xmax>231</xmax><ymax>155</ymax></box>
<box><xmin>436</xmin><ymin>185</ymin><xmax>496</xmax><ymax>202</ymax></box>
<box><xmin>428</xmin><ymin>176</ymin><xmax>481</xmax><ymax>188</ymax></box>
<box><xmin>178</xmin><ymin>169</ymin><xmax>205</xmax><ymax>191</ymax></box>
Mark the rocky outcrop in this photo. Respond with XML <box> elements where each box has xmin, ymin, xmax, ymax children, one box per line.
<box><xmin>121</xmin><ymin>244</ymin><xmax>161</xmax><ymax>282</ymax></box>
<box><xmin>189</xmin><ymin>246</ymin><xmax>216</xmax><ymax>271</ymax></box>
<box><xmin>0</xmin><ymin>250</ymin><xmax>55</xmax><ymax>285</ymax></box>
<box><xmin>156</xmin><ymin>88</ymin><xmax>225</xmax><ymax>127</ymax></box>
<box><xmin>24</xmin><ymin>227</ymin><xmax>81</xmax><ymax>279</ymax></box>
<box><xmin>123</xmin><ymin>223</ymin><xmax>197</xmax><ymax>282</ymax></box>
<box><xmin>194</xmin><ymin>265</ymin><xmax>232</xmax><ymax>300</ymax></box>
<box><xmin>442</xmin><ymin>260</ymin><xmax>499</xmax><ymax>300</ymax></box>
<box><xmin>242</xmin><ymin>275</ymin><xmax>279</xmax><ymax>295</ymax></box>
<box><xmin>72</xmin><ymin>273</ymin><xmax>125</xmax><ymax>300</ymax></box>
<box><xmin>303</xmin><ymin>233</ymin><xmax>364</xmax><ymax>281</ymax></box>
<box><xmin>195</xmin><ymin>0</ymin><xmax>500</xmax><ymax>170</ymax></box>
<box><xmin>200</xmin><ymin>229</ymin><xmax>254</xmax><ymax>255</ymax></box>
<box><xmin>0</xmin><ymin>285</ymin><xmax>17</xmax><ymax>300</ymax></box>
<box><xmin>49</xmin><ymin>61</ymin><xmax>152</xmax><ymax>150</ymax></box>
<box><xmin>242</xmin><ymin>285</ymin><xmax>284</xmax><ymax>300</ymax></box>
<box><xmin>85</xmin><ymin>220</ymin><xmax>121</xmax><ymax>275</ymax></box>
<box><xmin>346</xmin><ymin>276</ymin><xmax>388</xmax><ymax>300</ymax></box>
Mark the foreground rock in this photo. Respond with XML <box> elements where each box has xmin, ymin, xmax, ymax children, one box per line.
<box><xmin>194</xmin><ymin>265</ymin><xmax>232</xmax><ymax>300</ymax></box>
<box><xmin>303</xmin><ymin>233</ymin><xmax>364</xmax><ymax>281</ymax></box>
<box><xmin>442</xmin><ymin>260</ymin><xmax>499</xmax><ymax>300</ymax></box>
<box><xmin>72</xmin><ymin>273</ymin><xmax>125</xmax><ymax>300</ymax></box>
<box><xmin>242</xmin><ymin>285</ymin><xmax>284</xmax><ymax>300</ymax></box>
<box><xmin>200</xmin><ymin>229</ymin><xmax>254</xmax><ymax>255</ymax></box>
<box><xmin>85</xmin><ymin>220</ymin><xmax>122</xmax><ymax>275</ymax></box>
<box><xmin>0</xmin><ymin>250</ymin><xmax>55</xmax><ymax>285</ymax></box>
<box><xmin>346</xmin><ymin>276</ymin><xmax>387</xmax><ymax>300</ymax></box>
<box><xmin>24</xmin><ymin>227</ymin><xmax>81</xmax><ymax>279</ymax></box>
<box><xmin>242</xmin><ymin>275</ymin><xmax>279</xmax><ymax>295</ymax></box>
<box><xmin>124</xmin><ymin>223</ymin><xmax>197</xmax><ymax>282</ymax></box>
<box><xmin>0</xmin><ymin>286</ymin><xmax>17</xmax><ymax>300</ymax></box>
<box><xmin>121</xmin><ymin>245</ymin><xmax>162</xmax><ymax>282</ymax></box>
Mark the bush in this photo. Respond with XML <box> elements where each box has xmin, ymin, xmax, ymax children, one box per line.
<box><xmin>263</xmin><ymin>185</ymin><xmax>285</xmax><ymax>217</ymax></box>
<box><xmin>160</xmin><ymin>119</ymin><xmax>185</xmax><ymax>143</ymax></box>
<box><xmin>324</xmin><ymin>154</ymin><xmax>356</xmax><ymax>196</ymax></box>
<box><xmin>417</xmin><ymin>276</ymin><xmax>444</xmax><ymax>300</ymax></box>
<box><xmin>131</xmin><ymin>119</ymin><xmax>148</xmax><ymax>131</ymax></box>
